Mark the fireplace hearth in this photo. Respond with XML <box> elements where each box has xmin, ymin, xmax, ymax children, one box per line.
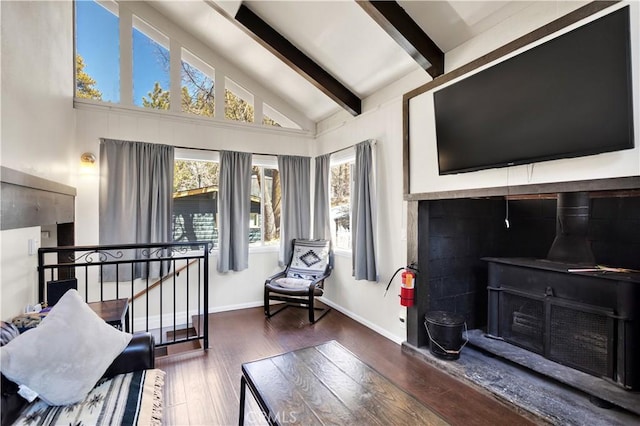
<box><xmin>406</xmin><ymin>183</ymin><xmax>640</xmax><ymax>417</ymax></box>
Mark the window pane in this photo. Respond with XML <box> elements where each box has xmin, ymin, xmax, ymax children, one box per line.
<box><xmin>181</xmin><ymin>48</ymin><xmax>215</xmax><ymax>117</ymax></box>
<box><xmin>225</xmin><ymin>78</ymin><xmax>254</xmax><ymax>123</ymax></box>
<box><xmin>75</xmin><ymin>0</ymin><xmax>119</xmax><ymax>102</ymax></box>
<box><xmin>250</xmin><ymin>166</ymin><xmax>280</xmax><ymax>246</ymax></box>
<box><xmin>263</xmin><ymin>115</ymin><xmax>282</xmax><ymax>127</ymax></box>
<box><xmin>330</xmin><ymin>163</ymin><xmax>352</xmax><ymax>250</ymax></box>
<box><xmin>173</xmin><ymin>159</ymin><xmax>219</xmax><ymax>248</ymax></box>
<box><xmin>133</xmin><ymin>16</ymin><xmax>170</xmax><ymax>108</ymax></box>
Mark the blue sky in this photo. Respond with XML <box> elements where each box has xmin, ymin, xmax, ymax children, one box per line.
<box><xmin>75</xmin><ymin>0</ymin><xmax>169</xmax><ymax>105</ymax></box>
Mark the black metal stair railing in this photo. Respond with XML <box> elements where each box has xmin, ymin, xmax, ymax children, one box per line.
<box><xmin>37</xmin><ymin>242</ymin><xmax>209</xmax><ymax>351</ymax></box>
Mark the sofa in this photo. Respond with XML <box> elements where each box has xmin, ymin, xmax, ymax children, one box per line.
<box><xmin>1</xmin><ymin>332</ymin><xmax>155</xmax><ymax>426</ymax></box>
<box><xmin>0</xmin><ymin>290</ymin><xmax>164</xmax><ymax>425</ymax></box>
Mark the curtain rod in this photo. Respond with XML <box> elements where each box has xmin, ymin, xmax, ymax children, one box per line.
<box><xmin>172</xmin><ymin>144</ymin><xmax>275</xmax><ymax>157</ymax></box>
<box><xmin>324</xmin><ymin>139</ymin><xmax>376</xmax><ymax>157</ymax></box>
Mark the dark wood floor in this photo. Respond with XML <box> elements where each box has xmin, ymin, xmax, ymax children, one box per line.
<box><xmin>156</xmin><ymin>305</ymin><xmax>537</xmax><ymax>425</ymax></box>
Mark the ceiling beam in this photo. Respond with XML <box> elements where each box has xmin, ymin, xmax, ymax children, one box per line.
<box><xmin>357</xmin><ymin>1</ymin><xmax>444</xmax><ymax>78</ymax></box>
<box><xmin>232</xmin><ymin>4</ymin><xmax>362</xmax><ymax>116</ymax></box>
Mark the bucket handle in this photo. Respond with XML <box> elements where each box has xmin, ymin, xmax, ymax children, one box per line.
<box><xmin>423</xmin><ymin>320</ymin><xmax>469</xmax><ymax>355</ymax></box>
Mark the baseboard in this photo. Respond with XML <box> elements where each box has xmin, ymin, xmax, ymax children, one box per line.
<box><xmin>319</xmin><ymin>298</ymin><xmax>404</xmax><ymax>345</ymax></box>
<box><xmin>132</xmin><ymin>299</ymin><xmax>404</xmax><ymax>346</ymax></box>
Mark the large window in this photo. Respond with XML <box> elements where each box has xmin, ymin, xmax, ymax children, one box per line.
<box><xmin>251</xmin><ymin>158</ymin><xmax>281</xmax><ymax>246</ymax></box>
<box><xmin>133</xmin><ymin>16</ymin><xmax>170</xmax><ymax>109</ymax></box>
<box><xmin>173</xmin><ymin>151</ymin><xmax>280</xmax><ymax>249</ymax></box>
<box><xmin>75</xmin><ymin>0</ymin><xmax>119</xmax><ymax>102</ymax></box>
<box><xmin>330</xmin><ymin>153</ymin><xmax>354</xmax><ymax>251</ymax></box>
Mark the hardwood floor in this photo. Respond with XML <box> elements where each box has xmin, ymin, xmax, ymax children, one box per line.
<box><xmin>156</xmin><ymin>305</ymin><xmax>537</xmax><ymax>426</ymax></box>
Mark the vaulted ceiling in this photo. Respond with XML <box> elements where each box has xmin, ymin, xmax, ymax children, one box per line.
<box><xmin>148</xmin><ymin>1</ymin><xmax>533</xmax><ymax>124</ymax></box>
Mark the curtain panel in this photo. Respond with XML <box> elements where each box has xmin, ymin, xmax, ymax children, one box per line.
<box><xmin>352</xmin><ymin>140</ymin><xmax>377</xmax><ymax>281</ymax></box>
<box><xmin>99</xmin><ymin>139</ymin><xmax>174</xmax><ymax>280</ymax></box>
<box><xmin>313</xmin><ymin>154</ymin><xmax>331</xmax><ymax>240</ymax></box>
<box><xmin>217</xmin><ymin>151</ymin><xmax>252</xmax><ymax>272</ymax></box>
<box><xmin>278</xmin><ymin>155</ymin><xmax>311</xmax><ymax>265</ymax></box>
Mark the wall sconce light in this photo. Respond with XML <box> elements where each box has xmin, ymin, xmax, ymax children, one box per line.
<box><xmin>80</xmin><ymin>152</ymin><xmax>96</xmax><ymax>165</ymax></box>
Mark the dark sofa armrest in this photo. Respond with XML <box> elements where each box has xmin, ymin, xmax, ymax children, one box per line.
<box><xmin>102</xmin><ymin>332</ymin><xmax>155</xmax><ymax>379</ymax></box>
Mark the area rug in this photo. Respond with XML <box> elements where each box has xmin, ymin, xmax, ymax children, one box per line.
<box><xmin>13</xmin><ymin>369</ymin><xmax>165</xmax><ymax>426</ymax></box>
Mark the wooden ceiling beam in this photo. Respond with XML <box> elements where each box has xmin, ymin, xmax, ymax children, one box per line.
<box><xmin>233</xmin><ymin>4</ymin><xmax>362</xmax><ymax>116</ymax></box>
<box><xmin>357</xmin><ymin>0</ymin><xmax>444</xmax><ymax>78</ymax></box>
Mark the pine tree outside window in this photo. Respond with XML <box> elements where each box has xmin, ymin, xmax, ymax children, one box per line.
<box><xmin>133</xmin><ymin>16</ymin><xmax>170</xmax><ymax>109</ymax></box>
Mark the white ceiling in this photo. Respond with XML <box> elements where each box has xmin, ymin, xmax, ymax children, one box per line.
<box><xmin>148</xmin><ymin>0</ymin><xmax>531</xmax><ymax>125</ymax></box>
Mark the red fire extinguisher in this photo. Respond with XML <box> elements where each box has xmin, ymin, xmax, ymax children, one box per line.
<box><xmin>400</xmin><ymin>268</ymin><xmax>415</xmax><ymax>307</ymax></box>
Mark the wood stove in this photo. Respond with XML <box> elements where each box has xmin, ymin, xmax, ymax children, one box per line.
<box><xmin>485</xmin><ymin>193</ymin><xmax>640</xmax><ymax>389</ymax></box>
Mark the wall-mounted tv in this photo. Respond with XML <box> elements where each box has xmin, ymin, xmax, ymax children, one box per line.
<box><xmin>434</xmin><ymin>6</ymin><xmax>634</xmax><ymax>175</ymax></box>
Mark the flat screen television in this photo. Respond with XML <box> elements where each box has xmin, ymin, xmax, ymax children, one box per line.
<box><xmin>433</xmin><ymin>6</ymin><xmax>634</xmax><ymax>175</ymax></box>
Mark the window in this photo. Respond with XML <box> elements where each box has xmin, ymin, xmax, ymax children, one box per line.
<box><xmin>75</xmin><ymin>0</ymin><xmax>119</xmax><ymax>102</ymax></box>
<box><xmin>251</xmin><ymin>156</ymin><xmax>281</xmax><ymax>246</ymax></box>
<box><xmin>133</xmin><ymin>16</ymin><xmax>170</xmax><ymax>108</ymax></box>
<box><xmin>225</xmin><ymin>78</ymin><xmax>254</xmax><ymax>123</ymax></box>
<box><xmin>263</xmin><ymin>103</ymin><xmax>301</xmax><ymax>130</ymax></box>
<box><xmin>330</xmin><ymin>152</ymin><xmax>355</xmax><ymax>251</ymax></box>
<box><xmin>73</xmin><ymin>6</ymin><xmax>301</xmax><ymax>129</ymax></box>
<box><xmin>172</xmin><ymin>151</ymin><xmax>219</xmax><ymax>248</ymax></box>
<box><xmin>181</xmin><ymin>48</ymin><xmax>215</xmax><ymax>117</ymax></box>
<box><xmin>172</xmin><ymin>151</ymin><xmax>280</xmax><ymax>249</ymax></box>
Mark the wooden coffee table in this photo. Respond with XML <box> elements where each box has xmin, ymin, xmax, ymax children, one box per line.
<box><xmin>239</xmin><ymin>340</ymin><xmax>448</xmax><ymax>425</ymax></box>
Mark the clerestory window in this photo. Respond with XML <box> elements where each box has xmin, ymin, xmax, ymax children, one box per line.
<box><xmin>75</xmin><ymin>0</ymin><xmax>119</xmax><ymax>102</ymax></box>
<box><xmin>181</xmin><ymin>48</ymin><xmax>215</xmax><ymax>117</ymax></box>
<box><xmin>74</xmin><ymin>0</ymin><xmax>299</xmax><ymax>129</ymax></box>
<box><xmin>133</xmin><ymin>15</ymin><xmax>170</xmax><ymax>109</ymax></box>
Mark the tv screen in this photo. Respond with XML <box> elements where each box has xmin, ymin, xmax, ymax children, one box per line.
<box><xmin>434</xmin><ymin>6</ymin><xmax>634</xmax><ymax>175</ymax></box>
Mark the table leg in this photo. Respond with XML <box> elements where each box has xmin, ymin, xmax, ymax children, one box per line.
<box><xmin>239</xmin><ymin>375</ymin><xmax>247</xmax><ymax>426</ymax></box>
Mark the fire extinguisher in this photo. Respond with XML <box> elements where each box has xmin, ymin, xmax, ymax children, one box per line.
<box><xmin>384</xmin><ymin>264</ymin><xmax>418</xmax><ymax>307</ymax></box>
<box><xmin>400</xmin><ymin>268</ymin><xmax>415</xmax><ymax>307</ymax></box>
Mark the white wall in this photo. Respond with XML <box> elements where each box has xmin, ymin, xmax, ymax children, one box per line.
<box><xmin>315</xmin><ymin>97</ymin><xmax>408</xmax><ymax>344</ymax></box>
<box><xmin>1</xmin><ymin>0</ymin><xmax>75</xmax><ymax>316</ymax></box>
<box><xmin>408</xmin><ymin>2</ymin><xmax>640</xmax><ymax>195</ymax></box>
<box><xmin>0</xmin><ymin>0</ymin><xmax>75</xmax><ymax>184</ymax></box>
<box><xmin>0</xmin><ymin>227</ymin><xmax>40</xmax><ymax>319</ymax></box>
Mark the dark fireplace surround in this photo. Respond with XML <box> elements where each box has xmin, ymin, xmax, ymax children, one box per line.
<box><xmin>405</xmin><ymin>178</ymin><xmax>640</xmax><ymax>390</ymax></box>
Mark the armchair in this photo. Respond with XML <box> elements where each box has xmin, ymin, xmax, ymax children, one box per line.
<box><xmin>264</xmin><ymin>239</ymin><xmax>332</xmax><ymax>323</ymax></box>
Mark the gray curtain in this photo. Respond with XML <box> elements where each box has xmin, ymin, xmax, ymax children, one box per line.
<box><xmin>278</xmin><ymin>155</ymin><xmax>311</xmax><ymax>265</ymax></box>
<box><xmin>352</xmin><ymin>140</ymin><xmax>377</xmax><ymax>281</ymax></box>
<box><xmin>217</xmin><ymin>151</ymin><xmax>252</xmax><ymax>273</ymax></box>
<box><xmin>99</xmin><ymin>139</ymin><xmax>174</xmax><ymax>279</ymax></box>
<box><xmin>313</xmin><ymin>154</ymin><xmax>331</xmax><ymax>240</ymax></box>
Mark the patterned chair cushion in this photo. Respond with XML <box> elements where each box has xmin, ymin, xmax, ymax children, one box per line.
<box><xmin>286</xmin><ymin>239</ymin><xmax>330</xmax><ymax>280</ymax></box>
<box><xmin>275</xmin><ymin>277</ymin><xmax>313</xmax><ymax>289</ymax></box>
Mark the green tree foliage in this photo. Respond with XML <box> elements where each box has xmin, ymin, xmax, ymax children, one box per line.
<box><xmin>142</xmin><ymin>82</ymin><xmax>170</xmax><ymax>110</ymax></box>
<box><xmin>75</xmin><ymin>54</ymin><xmax>102</xmax><ymax>100</ymax></box>
<box><xmin>263</xmin><ymin>115</ymin><xmax>282</xmax><ymax>127</ymax></box>
<box><xmin>174</xmin><ymin>160</ymin><xmax>219</xmax><ymax>192</ymax></box>
<box><xmin>225</xmin><ymin>89</ymin><xmax>254</xmax><ymax>122</ymax></box>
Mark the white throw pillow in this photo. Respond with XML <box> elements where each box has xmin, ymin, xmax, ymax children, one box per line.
<box><xmin>0</xmin><ymin>290</ymin><xmax>132</xmax><ymax>405</ymax></box>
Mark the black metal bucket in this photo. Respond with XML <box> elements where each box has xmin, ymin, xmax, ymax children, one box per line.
<box><xmin>424</xmin><ymin>311</ymin><xmax>467</xmax><ymax>360</ymax></box>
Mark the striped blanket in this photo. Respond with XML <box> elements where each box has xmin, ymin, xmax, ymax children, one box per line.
<box><xmin>13</xmin><ymin>369</ymin><xmax>164</xmax><ymax>426</ymax></box>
